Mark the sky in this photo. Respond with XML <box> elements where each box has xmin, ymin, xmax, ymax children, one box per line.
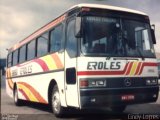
<box><xmin>0</xmin><ymin>0</ymin><xmax>160</xmax><ymax>58</ymax></box>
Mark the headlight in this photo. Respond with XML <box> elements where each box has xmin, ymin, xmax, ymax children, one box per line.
<box><xmin>97</xmin><ymin>80</ymin><xmax>106</xmax><ymax>86</ymax></box>
<box><xmin>80</xmin><ymin>79</ymin><xmax>106</xmax><ymax>88</ymax></box>
<box><xmin>89</xmin><ymin>80</ymin><xmax>106</xmax><ymax>87</ymax></box>
<box><xmin>146</xmin><ymin>79</ymin><xmax>158</xmax><ymax>85</ymax></box>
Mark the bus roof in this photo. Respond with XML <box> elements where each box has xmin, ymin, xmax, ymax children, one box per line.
<box><xmin>8</xmin><ymin>3</ymin><xmax>147</xmax><ymax>53</ymax></box>
<box><xmin>70</xmin><ymin>3</ymin><xmax>147</xmax><ymax>15</ymax></box>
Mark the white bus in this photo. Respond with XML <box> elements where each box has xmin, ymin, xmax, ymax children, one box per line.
<box><xmin>6</xmin><ymin>4</ymin><xmax>159</xmax><ymax>117</ymax></box>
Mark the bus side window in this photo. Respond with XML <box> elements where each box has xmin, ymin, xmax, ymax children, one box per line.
<box><xmin>37</xmin><ymin>33</ymin><xmax>48</xmax><ymax>57</ymax></box>
<box><xmin>66</xmin><ymin>19</ymin><xmax>77</xmax><ymax>58</ymax></box>
<box><xmin>13</xmin><ymin>50</ymin><xmax>19</xmax><ymax>66</ymax></box>
<box><xmin>19</xmin><ymin>45</ymin><xmax>26</xmax><ymax>63</ymax></box>
<box><xmin>27</xmin><ymin>40</ymin><xmax>36</xmax><ymax>61</ymax></box>
<box><xmin>50</xmin><ymin>24</ymin><xmax>63</xmax><ymax>53</ymax></box>
<box><xmin>7</xmin><ymin>53</ymin><xmax>12</xmax><ymax>67</ymax></box>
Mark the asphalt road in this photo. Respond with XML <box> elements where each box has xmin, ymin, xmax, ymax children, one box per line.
<box><xmin>1</xmin><ymin>90</ymin><xmax>160</xmax><ymax>120</ymax></box>
<box><xmin>1</xmin><ymin>79</ymin><xmax>160</xmax><ymax>120</ymax></box>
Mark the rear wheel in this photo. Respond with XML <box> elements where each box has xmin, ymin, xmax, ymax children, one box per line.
<box><xmin>110</xmin><ymin>105</ymin><xmax>126</xmax><ymax>113</ymax></box>
<box><xmin>13</xmin><ymin>86</ymin><xmax>22</xmax><ymax>106</ymax></box>
<box><xmin>51</xmin><ymin>85</ymin><xmax>65</xmax><ymax>117</ymax></box>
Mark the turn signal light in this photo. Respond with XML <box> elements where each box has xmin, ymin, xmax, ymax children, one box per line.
<box><xmin>80</xmin><ymin>80</ymin><xmax>88</xmax><ymax>88</ymax></box>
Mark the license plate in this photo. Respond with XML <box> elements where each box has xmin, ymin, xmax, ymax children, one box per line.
<box><xmin>121</xmin><ymin>95</ymin><xmax>135</xmax><ymax>101</ymax></box>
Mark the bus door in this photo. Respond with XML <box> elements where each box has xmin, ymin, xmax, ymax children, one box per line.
<box><xmin>64</xmin><ymin>18</ymin><xmax>79</xmax><ymax>107</ymax></box>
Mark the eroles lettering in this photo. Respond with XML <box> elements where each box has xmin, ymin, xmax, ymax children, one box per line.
<box><xmin>87</xmin><ymin>62</ymin><xmax>121</xmax><ymax>70</ymax></box>
<box><xmin>12</xmin><ymin>70</ymin><xmax>18</xmax><ymax>77</ymax></box>
<box><xmin>20</xmin><ymin>65</ymin><xmax>32</xmax><ymax>75</ymax></box>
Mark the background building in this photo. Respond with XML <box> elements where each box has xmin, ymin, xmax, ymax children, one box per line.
<box><xmin>0</xmin><ymin>59</ymin><xmax>6</xmax><ymax>75</ymax></box>
<box><xmin>0</xmin><ymin>59</ymin><xmax>6</xmax><ymax>87</ymax></box>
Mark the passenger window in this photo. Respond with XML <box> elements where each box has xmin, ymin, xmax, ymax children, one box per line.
<box><xmin>13</xmin><ymin>50</ymin><xmax>18</xmax><ymax>66</ymax></box>
<box><xmin>19</xmin><ymin>45</ymin><xmax>26</xmax><ymax>63</ymax></box>
<box><xmin>27</xmin><ymin>40</ymin><xmax>36</xmax><ymax>60</ymax></box>
<box><xmin>50</xmin><ymin>25</ymin><xmax>63</xmax><ymax>52</ymax></box>
<box><xmin>37</xmin><ymin>33</ymin><xmax>48</xmax><ymax>57</ymax></box>
<box><xmin>7</xmin><ymin>53</ymin><xmax>12</xmax><ymax>67</ymax></box>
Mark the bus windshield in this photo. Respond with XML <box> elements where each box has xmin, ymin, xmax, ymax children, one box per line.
<box><xmin>81</xmin><ymin>16</ymin><xmax>155</xmax><ymax>58</ymax></box>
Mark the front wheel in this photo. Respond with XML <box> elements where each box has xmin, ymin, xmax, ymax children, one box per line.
<box><xmin>51</xmin><ymin>85</ymin><xmax>65</xmax><ymax>117</ymax></box>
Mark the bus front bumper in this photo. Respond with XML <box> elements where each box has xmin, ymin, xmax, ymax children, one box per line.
<box><xmin>80</xmin><ymin>86</ymin><xmax>159</xmax><ymax>108</ymax></box>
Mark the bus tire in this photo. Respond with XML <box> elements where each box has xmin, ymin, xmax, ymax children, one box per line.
<box><xmin>13</xmin><ymin>86</ymin><xmax>22</xmax><ymax>106</ymax></box>
<box><xmin>110</xmin><ymin>105</ymin><xmax>126</xmax><ymax>113</ymax></box>
<box><xmin>51</xmin><ymin>85</ymin><xmax>65</xmax><ymax>117</ymax></box>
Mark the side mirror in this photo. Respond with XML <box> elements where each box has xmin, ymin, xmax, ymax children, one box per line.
<box><xmin>151</xmin><ymin>28</ymin><xmax>156</xmax><ymax>44</ymax></box>
<box><xmin>151</xmin><ymin>24</ymin><xmax>155</xmax><ymax>31</ymax></box>
<box><xmin>75</xmin><ymin>17</ymin><xmax>81</xmax><ymax>38</ymax></box>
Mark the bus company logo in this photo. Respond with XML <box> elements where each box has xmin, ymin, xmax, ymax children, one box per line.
<box><xmin>124</xmin><ymin>78</ymin><xmax>131</xmax><ymax>87</ymax></box>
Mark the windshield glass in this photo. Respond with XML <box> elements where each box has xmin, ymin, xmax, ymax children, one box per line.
<box><xmin>81</xmin><ymin>16</ymin><xmax>155</xmax><ymax>58</ymax></box>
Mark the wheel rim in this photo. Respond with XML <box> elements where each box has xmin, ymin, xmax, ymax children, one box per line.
<box><xmin>52</xmin><ymin>91</ymin><xmax>60</xmax><ymax>113</ymax></box>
